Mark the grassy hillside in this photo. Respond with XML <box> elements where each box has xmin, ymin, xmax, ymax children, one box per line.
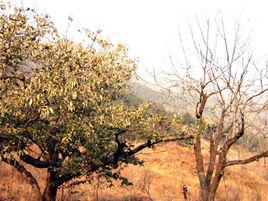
<box><xmin>1</xmin><ymin>142</ymin><xmax>267</xmax><ymax>201</ymax></box>
<box><xmin>1</xmin><ymin>83</ymin><xmax>267</xmax><ymax>201</ymax></box>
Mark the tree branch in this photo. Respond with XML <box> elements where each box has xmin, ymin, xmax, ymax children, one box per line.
<box><xmin>113</xmin><ymin>129</ymin><xmax>128</xmax><ymax>164</ymax></box>
<box><xmin>23</xmin><ymin>113</ymin><xmax>40</xmax><ymax>128</ymax></box>
<box><xmin>224</xmin><ymin>151</ymin><xmax>268</xmax><ymax>167</ymax></box>
<box><xmin>56</xmin><ymin>135</ymin><xmax>194</xmax><ymax>187</ymax></box>
<box><xmin>226</xmin><ymin>111</ymin><xmax>245</xmax><ymax>149</ymax></box>
<box><xmin>20</xmin><ymin>154</ymin><xmax>49</xmax><ymax>168</ymax></box>
<box><xmin>127</xmin><ymin>136</ymin><xmax>193</xmax><ymax>156</ymax></box>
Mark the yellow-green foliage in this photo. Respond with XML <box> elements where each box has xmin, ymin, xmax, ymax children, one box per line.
<box><xmin>0</xmin><ymin>3</ymin><xmax>164</xmax><ymax>186</ymax></box>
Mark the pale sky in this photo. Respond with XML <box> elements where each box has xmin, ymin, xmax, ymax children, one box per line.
<box><xmin>11</xmin><ymin>0</ymin><xmax>268</xmax><ymax>78</ymax></box>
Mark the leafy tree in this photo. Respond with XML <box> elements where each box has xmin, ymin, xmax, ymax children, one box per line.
<box><xmin>0</xmin><ymin>4</ymin><xmax>188</xmax><ymax>201</ymax></box>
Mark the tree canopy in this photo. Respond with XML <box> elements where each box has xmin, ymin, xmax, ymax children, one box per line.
<box><xmin>0</xmin><ymin>4</ymin><xmax>179</xmax><ymax>200</ymax></box>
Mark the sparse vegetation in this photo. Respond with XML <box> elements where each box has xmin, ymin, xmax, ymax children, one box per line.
<box><xmin>139</xmin><ymin>169</ymin><xmax>154</xmax><ymax>201</ymax></box>
<box><xmin>1</xmin><ymin>143</ymin><xmax>267</xmax><ymax>200</ymax></box>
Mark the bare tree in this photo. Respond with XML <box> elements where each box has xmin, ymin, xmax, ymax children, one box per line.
<box><xmin>139</xmin><ymin>169</ymin><xmax>154</xmax><ymax>201</ymax></box>
<box><xmin>156</xmin><ymin>17</ymin><xmax>268</xmax><ymax>201</ymax></box>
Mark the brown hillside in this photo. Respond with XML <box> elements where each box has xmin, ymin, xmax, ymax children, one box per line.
<box><xmin>0</xmin><ymin>143</ymin><xmax>267</xmax><ymax>201</ymax></box>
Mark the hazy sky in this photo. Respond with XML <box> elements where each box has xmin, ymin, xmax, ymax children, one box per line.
<box><xmin>12</xmin><ymin>0</ymin><xmax>268</xmax><ymax>77</ymax></box>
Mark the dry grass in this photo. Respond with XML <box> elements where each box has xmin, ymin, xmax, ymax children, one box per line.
<box><xmin>0</xmin><ymin>143</ymin><xmax>267</xmax><ymax>201</ymax></box>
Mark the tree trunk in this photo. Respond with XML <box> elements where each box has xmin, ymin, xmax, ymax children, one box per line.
<box><xmin>200</xmin><ymin>187</ymin><xmax>209</xmax><ymax>201</ymax></box>
<box><xmin>42</xmin><ymin>171</ymin><xmax>58</xmax><ymax>201</ymax></box>
<box><xmin>208</xmin><ymin>191</ymin><xmax>216</xmax><ymax>201</ymax></box>
<box><xmin>200</xmin><ymin>188</ymin><xmax>216</xmax><ymax>201</ymax></box>
<box><xmin>201</xmin><ymin>168</ymin><xmax>224</xmax><ymax>201</ymax></box>
<box><xmin>207</xmin><ymin>175</ymin><xmax>223</xmax><ymax>201</ymax></box>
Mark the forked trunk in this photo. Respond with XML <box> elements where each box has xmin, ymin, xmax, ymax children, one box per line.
<box><xmin>208</xmin><ymin>191</ymin><xmax>217</xmax><ymax>201</ymax></box>
<box><xmin>42</xmin><ymin>171</ymin><xmax>58</xmax><ymax>201</ymax></box>
<box><xmin>200</xmin><ymin>188</ymin><xmax>209</xmax><ymax>201</ymax></box>
<box><xmin>199</xmin><ymin>175</ymin><xmax>223</xmax><ymax>201</ymax></box>
<box><xmin>199</xmin><ymin>189</ymin><xmax>216</xmax><ymax>201</ymax></box>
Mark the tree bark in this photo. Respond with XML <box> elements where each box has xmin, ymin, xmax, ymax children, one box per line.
<box><xmin>199</xmin><ymin>186</ymin><xmax>219</xmax><ymax>201</ymax></box>
<box><xmin>42</xmin><ymin>170</ymin><xmax>58</xmax><ymax>201</ymax></box>
<box><xmin>207</xmin><ymin>171</ymin><xmax>223</xmax><ymax>201</ymax></box>
<box><xmin>200</xmin><ymin>188</ymin><xmax>209</xmax><ymax>201</ymax></box>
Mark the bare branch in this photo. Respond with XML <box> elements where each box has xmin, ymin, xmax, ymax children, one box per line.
<box><xmin>225</xmin><ymin>151</ymin><xmax>268</xmax><ymax>167</ymax></box>
<box><xmin>128</xmin><ymin>135</ymin><xmax>194</xmax><ymax>156</ymax></box>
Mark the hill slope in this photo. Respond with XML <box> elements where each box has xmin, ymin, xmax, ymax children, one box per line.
<box><xmin>1</xmin><ymin>142</ymin><xmax>267</xmax><ymax>201</ymax></box>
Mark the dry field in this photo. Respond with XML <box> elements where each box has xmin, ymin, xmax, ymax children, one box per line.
<box><xmin>0</xmin><ymin>142</ymin><xmax>267</xmax><ymax>201</ymax></box>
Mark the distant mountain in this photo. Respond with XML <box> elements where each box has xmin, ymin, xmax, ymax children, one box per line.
<box><xmin>130</xmin><ymin>82</ymin><xmax>164</xmax><ymax>101</ymax></box>
<box><xmin>130</xmin><ymin>81</ymin><xmax>190</xmax><ymax>113</ymax></box>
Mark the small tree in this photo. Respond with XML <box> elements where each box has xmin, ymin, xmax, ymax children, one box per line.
<box><xmin>160</xmin><ymin>18</ymin><xmax>268</xmax><ymax>201</ymax></box>
<box><xmin>139</xmin><ymin>169</ymin><xmax>154</xmax><ymax>200</ymax></box>
<box><xmin>0</xmin><ymin>4</ymin><xmax>189</xmax><ymax>201</ymax></box>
